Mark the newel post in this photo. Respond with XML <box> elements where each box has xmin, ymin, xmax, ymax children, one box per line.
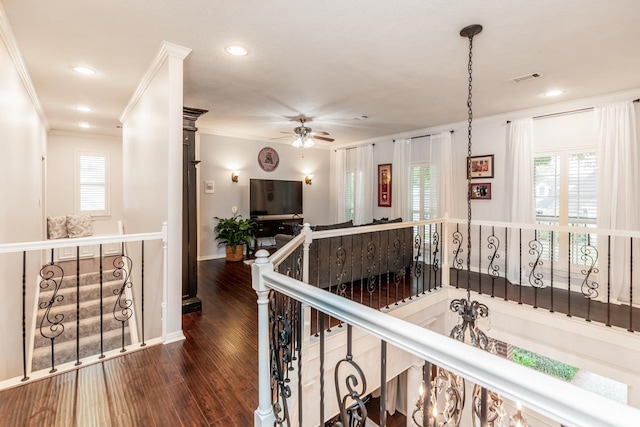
<box><xmin>252</xmin><ymin>249</ymin><xmax>276</xmax><ymax>426</ymax></box>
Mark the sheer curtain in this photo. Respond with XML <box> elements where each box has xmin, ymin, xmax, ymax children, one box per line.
<box><xmin>595</xmin><ymin>101</ymin><xmax>640</xmax><ymax>302</ymax></box>
<box><xmin>391</xmin><ymin>138</ymin><xmax>411</xmax><ymax>221</ymax></box>
<box><xmin>354</xmin><ymin>144</ymin><xmax>374</xmax><ymax>225</ymax></box>
<box><xmin>430</xmin><ymin>131</ymin><xmax>454</xmax><ymax>218</ymax></box>
<box><xmin>333</xmin><ymin>149</ymin><xmax>346</xmax><ymax>223</ymax></box>
<box><xmin>505</xmin><ymin>118</ymin><xmax>535</xmax><ymax>283</ymax></box>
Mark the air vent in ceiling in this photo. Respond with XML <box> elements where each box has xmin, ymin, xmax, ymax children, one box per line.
<box><xmin>510</xmin><ymin>72</ymin><xmax>543</xmax><ymax>83</ymax></box>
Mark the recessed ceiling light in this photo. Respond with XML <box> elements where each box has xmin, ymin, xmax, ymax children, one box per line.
<box><xmin>225</xmin><ymin>45</ymin><xmax>247</xmax><ymax>56</ymax></box>
<box><xmin>73</xmin><ymin>66</ymin><xmax>96</xmax><ymax>75</ymax></box>
<box><xmin>77</xmin><ymin>122</ymin><xmax>91</xmax><ymax>128</ymax></box>
<box><xmin>75</xmin><ymin>105</ymin><xmax>92</xmax><ymax>112</ymax></box>
<box><xmin>544</xmin><ymin>89</ymin><xmax>564</xmax><ymax>97</ymax></box>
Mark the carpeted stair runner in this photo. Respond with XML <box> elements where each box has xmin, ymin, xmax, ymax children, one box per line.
<box><xmin>32</xmin><ymin>268</ymin><xmax>132</xmax><ymax>372</ymax></box>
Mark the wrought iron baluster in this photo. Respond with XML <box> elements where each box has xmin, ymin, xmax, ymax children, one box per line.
<box><xmin>99</xmin><ymin>244</ymin><xmax>105</xmax><ymax>359</ymax></box>
<box><xmin>392</xmin><ymin>235</ymin><xmax>402</xmax><ymax>305</ymax></box>
<box><xmin>334</xmin><ymin>324</ymin><xmax>367</xmax><ymax>427</ymax></box>
<box><xmin>366</xmin><ymin>238</ymin><xmax>377</xmax><ymax>308</ymax></box>
<box><xmin>380</xmin><ymin>340</ymin><xmax>387</xmax><ymax>427</ymax></box>
<box><xmin>428</xmin><ymin>224</ymin><xmax>433</xmax><ymax>292</ymax></box>
<box><xmin>486</xmin><ymin>226</ymin><xmax>501</xmax><ymax>298</ymax></box>
<box><xmin>452</xmin><ymin>224</ymin><xmax>464</xmax><ymax>289</ymax></box>
<box><xmin>21</xmin><ymin>251</ymin><xmax>29</xmax><ymax>381</ymax></box>
<box><xmin>504</xmin><ymin>227</ymin><xmax>508</xmax><ymax>301</ymax></box>
<box><xmin>75</xmin><ymin>247</ymin><xmax>81</xmax><ymax>366</ymax></box>
<box><xmin>629</xmin><ymin>237</ymin><xmax>634</xmax><ymax>332</ymax></box>
<box><xmin>414</xmin><ymin>228</ymin><xmax>423</xmax><ymax>295</ymax></box>
<box><xmin>528</xmin><ymin>231</ymin><xmax>544</xmax><ymax>309</ymax></box>
<box><xmin>141</xmin><ymin>241</ymin><xmax>146</xmax><ymax>347</ymax></box>
<box><xmin>433</xmin><ymin>224</ymin><xmax>440</xmax><ymax>289</ymax></box>
<box><xmin>112</xmin><ymin>254</ymin><xmax>134</xmax><ymax>353</ymax></box>
<box><xmin>568</xmin><ymin>232</ymin><xmax>572</xmax><ymax>317</ymax></box>
<box><xmin>320</xmin><ymin>313</ymin><xmax>325</xmax><ymax>426</ymax></box>
<box><xmin>579</xmin><ymin>240</ymin><xmax>599</xmax><ymax>322</ymax></box>
<box><xmin>386</xmin><ymin>246</ymin><xmax>391</xmax><ymax>308</ymax></box>
<box><xmin>296</xmin><ymin>300</ymin><xmax>303</xmax><ymax>426</ymax></box>
<box><xmin>550</xmin><ymin>230</ymin><xmax>555</xmax><ymax>313</ymax></box>
<box><xmin>269</xmin><ymin>292</ymin><xmax>292</xmax><ymax>426</ymax></box>
<box><xmin>607</xmin><ymin>235</ymin><xmax>611</xmax><ymax>327</ymax></box>
<box><xmin>39</xmin><ymin>251</ymin><xmax>65</xmax><ymax>374</ymax></box>
<box><xmin>478</xmin><ymin>225</ymin><xmax>482</xmax><ymax>294</ymax></box>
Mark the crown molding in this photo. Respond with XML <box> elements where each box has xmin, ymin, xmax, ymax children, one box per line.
<box><xmin>119</xmin><ymin>41</ymin><xmax>192</xmax><ymax>124</ymax></box>
<box><xmin>0</xmin><ymin>3</ymin><xmax>50</xmax><ymax>131</ymax></box>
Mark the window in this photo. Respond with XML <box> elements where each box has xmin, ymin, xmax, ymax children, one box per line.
<box><xmin>534</xmin><ymin>150</ymin><xmax>596</xmax><ymax>264</ymax></box>
<box><xmin>77</xmin><ymin>152</ymin><xmax>109</xmax><ymax>216</ymax></box>
<box><xmin>344</xmin><ymin>170</ymin><xmax>355</xmax><ymax>221</ymax></box>
<box><xmin>409</xmin><ymin>163</ymin><xmax>433</xmax><ymax>221</ymax></box>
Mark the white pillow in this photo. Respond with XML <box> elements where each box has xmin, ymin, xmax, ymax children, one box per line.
<box><xmin>66</xmin><ymin>214</ymin><xmax>93</xmax><ymax>238</ymax></box>
<box><xmin>47</xmin><ymin>215</ymin><xmax>68</xmax><ymax>239</ymax></box>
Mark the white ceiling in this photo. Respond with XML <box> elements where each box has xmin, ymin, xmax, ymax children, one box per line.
<box><xmin>3</xmin><ymin>0</ymin><xmax>640</xmax><ymax>145</ymax></box>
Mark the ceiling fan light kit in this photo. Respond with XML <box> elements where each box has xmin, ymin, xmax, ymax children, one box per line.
<box><xmin>281</xmin><ymin>118</ymin><xmax>334</xmax><ymax>148</ymax></box>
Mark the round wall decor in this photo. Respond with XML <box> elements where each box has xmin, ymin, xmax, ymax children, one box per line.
<box><xmin>258</xmin><ymin>146</ymin><xmax>280</xmax><ymax>172</ymax></box>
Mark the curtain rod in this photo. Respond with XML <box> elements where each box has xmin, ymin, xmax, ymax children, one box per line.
<box><xmin>334</xmin><ymin>143</ymin><xmax>375</xmax><ymax>152</ymax></box>
<box><xmin>393</xmin><ymin>129</ymin><xmax>454</xmax><ymax>142</ymax></box>
<box><xmin>506</xmin><ymin>98</ymin><xmax>640</xmax><ymax>124</ymax></box>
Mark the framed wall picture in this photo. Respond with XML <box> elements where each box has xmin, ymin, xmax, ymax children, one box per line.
<box><xmin>378</xmin><ymin>163</ymin><xmax>392</xmax><ymax>207</ymax></box>
<box><xmin>467</xmin><ymin>154</ymin><xmax>494</xmax><ymax>179</ymax></box>
<box><xmin>469</xmin><ymin>182</ymin><xmax>492</xmax><ymax>200</ymax></box>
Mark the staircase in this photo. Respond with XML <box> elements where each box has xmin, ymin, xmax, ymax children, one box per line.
<box><xmin>32</xmin><ymin>265</ymin><xmax>134</xmax><ymax>372</ymax></box>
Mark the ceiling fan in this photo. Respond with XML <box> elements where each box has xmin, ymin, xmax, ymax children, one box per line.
<box><xmin>271</xmin><ymin>118</ymin><xmax>335</xmax><ymax>148</ymax></box>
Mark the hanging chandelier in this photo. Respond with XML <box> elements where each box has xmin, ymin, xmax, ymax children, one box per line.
<box><xmin>411</xmin><ymin>24</ymin><xmax>529</xmax><ymax>427</ymax></box>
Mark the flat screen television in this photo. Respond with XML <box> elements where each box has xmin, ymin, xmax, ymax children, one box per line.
<box><xmin>250</xmin><ymin>179</ymin><xmax>303</xmax><ymax>217</ymax></box>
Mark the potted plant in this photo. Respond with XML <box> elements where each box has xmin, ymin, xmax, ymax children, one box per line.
<box><xmin>213</xmin><ymin>215</ymin><xmax>255</xmax><ymax>262</ymax></box>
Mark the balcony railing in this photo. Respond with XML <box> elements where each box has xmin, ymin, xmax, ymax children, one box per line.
<box><xmin>253</xmin><ymin>218</ymin><xmax>640</xmax><ymax>426</ymax></box>
<box><xmin>0</xmin><ymin>224</ymin><xmax>167</xmax><ymax>389</ymax></box>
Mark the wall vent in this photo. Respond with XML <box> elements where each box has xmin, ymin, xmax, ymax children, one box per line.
<box><xmin>510</xmin><ymin>72</ymin><xmax>543</xmax><ymax>83</ymax></box>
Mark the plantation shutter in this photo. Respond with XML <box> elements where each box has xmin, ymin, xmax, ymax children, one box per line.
<box><xmin>79</xmin><ymin>155</ymin><xmax>106</xmax><ymax>212</ymax></box>
<box><xmin>567</xmin><ymin>152</ymin><xmax>597</xmax><ymax>225</ymax></box>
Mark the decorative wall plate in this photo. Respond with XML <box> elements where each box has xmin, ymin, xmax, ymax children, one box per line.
<box><xmin>258</xmin><ymin>147</ymin><xmax>280</xmax><ymax>172</ymax></box>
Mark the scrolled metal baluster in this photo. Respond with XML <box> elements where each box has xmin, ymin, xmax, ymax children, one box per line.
<box><xmin>487</xmin><ymin>228</ymin><xmax>501</xmax><ymax>298</ymax></box>
<box><xmin>452</xmin><ymin>225</ymin><xmax>464</xmax><ymax>289</ymax></box>
<box><xmin>335</xmin><ymin>246</ymin><xmax>347</xmax><ymax>293</ymax></box>
<box><xmin>413</xmin><ymin>231</ymin><xmax>423</xmax><ymax>281</ymax></box>
<box><xmin>528</xmin><ymin>237</ymin><xmax>544</xmax><ymax>309</ymax></box>
<box><xmin>366</xmin><ymin>241</ymin><xmax>377</xmax><ymax>307</ymax></box>
<box><xmin>294</xmin><ymin>250</ymin><xmax>303</xmax><ymax>282</ymax></box>
<box><xmin>334</xmin><ymin>326</ymin><xmax>368</xmax><ymax>427</ymax></box>
<box><xmin>112</xmin><ymin>255</ymin><xmax>134</xmax><ymax>352</ymax></box>
<box><xmin>432</xmin><ymin>226</ymin><xmax>440</xmax><ymax>289</ymax></box>
<box><xmin>580</xmin><ymin>244</ymin><xmax>599</xmax><ymax>322</ymax></box>
<box><xmin>392</xmin><ymin>237</ymin><xmax>403</xmax><ymax>305</ymax></box>
<box><xmin>39</xmin><ymin>262</ymin><xmax>65</xmax><ymax>373</ymax></box>
<box><xmin>270</xmin><ymin>293</ymin><xmax>293</xmax><ymax>426</ymax></box>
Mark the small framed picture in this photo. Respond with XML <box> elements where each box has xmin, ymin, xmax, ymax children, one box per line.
<box><xmin>469</xmin><ymin>182</ymin><xmax>491</xmax><ymax>200</ymax></box>
<box><xmin>467</xmin><ymin>154</ymin><xmax>494</xmax><ymax>179</ymax></box>
<box><xmin>377</xmin><ymin>164</ymin><xmax>392</xmax><ymax>207</ymax></box>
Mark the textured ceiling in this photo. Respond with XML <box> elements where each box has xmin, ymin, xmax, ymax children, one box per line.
<box><xmin>2</xmin><ymin>0</ymin><xmax>640</xmax><ymax>145</ymax></box>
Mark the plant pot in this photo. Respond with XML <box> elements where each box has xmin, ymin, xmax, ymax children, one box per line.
<box><xmin>225</xmin><ymin>245</ymin><xmax>244</xmax><ymax>262</ymax></box>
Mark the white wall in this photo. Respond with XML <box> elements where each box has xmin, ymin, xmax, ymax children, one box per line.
<box><xmin>47</xmin><ymin>131</ymin><xmax>123</xmax><ymax>235</ymax></box>
<box><xmin>334</xmin><ymin>88</ymin><xmax>640</xmax><ymax>225</ymax></box>
<box><xmin>0</xmin><ymin>16</ymin><xmax>47</xmax><ymax>380</ymax></box>
<box><xmin>121</xmin><ymin>42</ymin><xmax>190</xmax><ymax>344</ymax></box>
<box><xmin>198</xmin><ymin>133</ymin><xmax>331</xmax><ymax>259</ymax></box>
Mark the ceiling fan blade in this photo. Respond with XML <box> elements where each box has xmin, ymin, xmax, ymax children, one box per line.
<box><xmin>269</xmin><ymin>135</ymin><xmax>293</xmax><ymax>140</ymax></box>
<box><xmin>312</xmin><ymin>131</ymin><xmax>330</xmax><ymax>136</ymax></box>
<box><xmin>313</xmin><ymin>135</ymin><xmax>335</xmax><ymax>142</ymax></box>
<box><xmin>280</xmin><ymin>131</ymin><xmax>294</xmax><ymax>134</ymax></box>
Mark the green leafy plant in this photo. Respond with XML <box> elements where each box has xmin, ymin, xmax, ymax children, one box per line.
<box><xmin>513</xmin><ymin>346</ymin><xmax>578</xmax><ymax>382</ymax></box>
<box><xmin>213</xmin><ymin>215</ymin><xmax>255</xmax><ymax>250</ymax></box>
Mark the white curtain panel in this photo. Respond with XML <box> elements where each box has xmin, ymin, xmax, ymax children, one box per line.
<box><xmin>354</xmin><ymin>144</ymin><xmax>374</xmax><ymax>225</ymax></box>
<box><xmin>505</xmin><ymin>118</ymin><xmax>535</xmax><ymax>284</ymax></box>
<box><xmin>595</xmin><ymin>101</ymin><xmax>640</xmax><ymax>303</ymax></box>
<box><xmin>333</xmin><ymin>148</ymin><xmax>346</xmax><ymax>223</ymax></box>
<box><xmin>430</xmin><ymin>131</ymin><xmax>454</xmax><ymax>218</ymax></box>
<box><xmin>391</xmin><ymin>138</ymin><xmax>411</xmax><ymax>221</ymax></box>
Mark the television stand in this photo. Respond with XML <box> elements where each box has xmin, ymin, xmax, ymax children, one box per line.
<box><xmin>252</xmin><ymin>217</ymin><xmax>303</xmax><ymax>255</ymax></box>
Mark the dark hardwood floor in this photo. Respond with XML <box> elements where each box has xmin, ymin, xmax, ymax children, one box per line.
<box><xmin>1</xmin><ymin>259</ymin><xmax>636</xmax><ymax>426</ymax></box>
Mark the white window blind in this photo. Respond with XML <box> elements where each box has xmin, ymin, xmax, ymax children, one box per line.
<box><xmin>534</xmin><ymin>150</ymin><xmax>596</xmax><ymax>264</ymax></box>
<box><xmin>409</xmin><ymin>164</ymin><xmax>432</xmax><ymax>221</ymax></box>
<box><xmin>78</xmin><ymin>154</ymin><xmax>107</xmax><ymax>214</ymax></box>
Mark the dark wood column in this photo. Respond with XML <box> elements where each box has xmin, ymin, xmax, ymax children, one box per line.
<box><xmin>182</xmin><ymin>106</ymin><xmax>208</xmax><ymax>314</ymax></box>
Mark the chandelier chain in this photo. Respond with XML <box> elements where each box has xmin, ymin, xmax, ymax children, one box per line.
<box><xmin>466</xmin><ymin>33</ymin><xmax>474</xmax><ymax>297</ymax></box>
